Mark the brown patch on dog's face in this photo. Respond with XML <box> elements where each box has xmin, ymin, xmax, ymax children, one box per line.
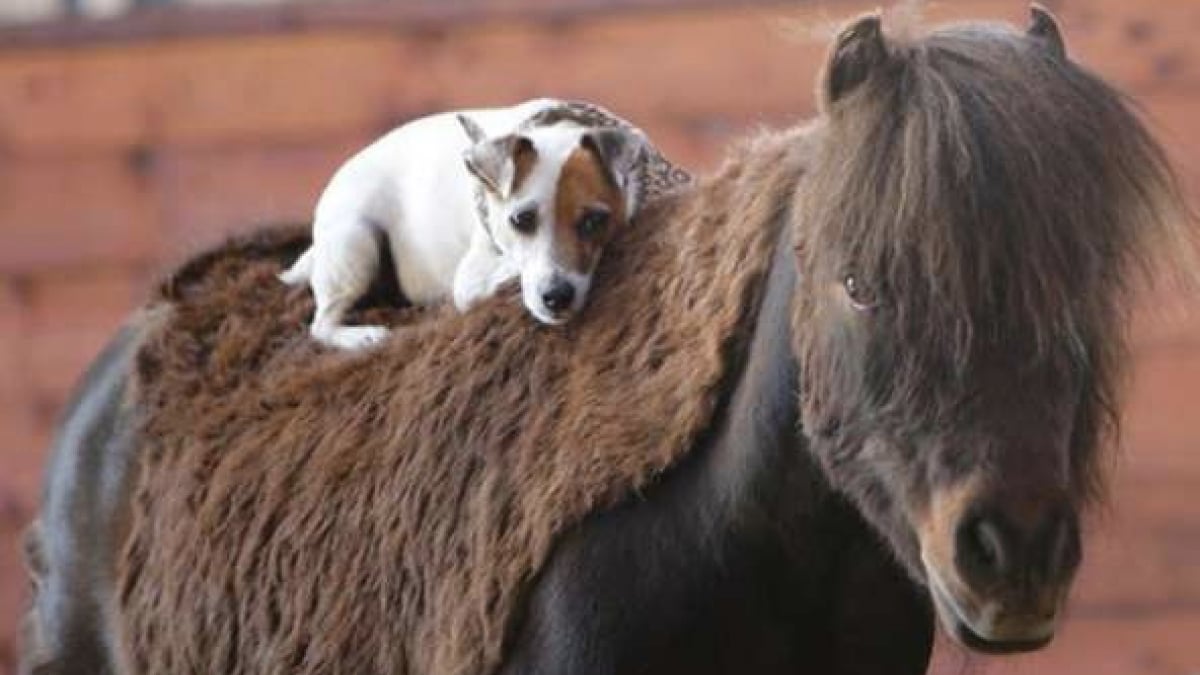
<box><xmin>552</xmin><ymin>145</ymin><xmax>627</xmax><ymax>273</ymax></box>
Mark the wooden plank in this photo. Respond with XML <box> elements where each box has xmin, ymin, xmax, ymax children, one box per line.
<box><xmin>149</xmin><ymin>34</ymin><xmax>406</xmax><ymax>148</ymax></box>
<box><xmin>1128</xmin><ymin>91</ymin><xmax>1200</xmax><ymax>215</ymax></box>
<box><xmin>1133</xmin><ymin>301</ymin><xmax>1200</xmax><ymax>352</ymax></box>
<box><xmin>151</xmin><ymin>135</ymin><xmax>367</xmax><ymax>258</ymax></box>
<box><xmin>0</xmin><ymin>1</ymin><xmax>1027</xmax><ymax>154</ymax></box>
<box><xmin>1122</xmin><ymin>348</ymin><xmax>1200</xmax><ymax>474</ymax></box>
<box><xmin>0</xmin><ymin>7</ymin><xmax>826</xmax><ymax>152</ymax></box>
<box><xmin>4</xmin><ymin>1</ymin><xmax>1195</xmax><ymax>153</ymax></box>
<box><xmin>391</xmin><ymin>1</ymin><xmax>1023</xmax><ymax>127</ymax></box>
<box><xmin>392</xmin><ymin>9</ymin><xmax>824</xmax><ymax>126</ymax></box>
<box><xmin>1056</xmin><ymin>0</ymin><xmax>1200</xmax><ymax>95</ymax></box>
<box><xmin>0</xmin><ymin>403</ymin><xmax>44</xmax><ymax>510</ymax></box>
<box><xmin>633</xmin><ymin>114</ymin><xmax>758</xmax><ymax>172</ymax></box>
<box><xmin>0</xmin><ymin>154</ymin><xmax>159</xmax><ymax>272</ymax></box>
<box><xmin>23</xmin><ymin>266</ymin><xmax>141</xmax><ymax>408</ymax></box>
<box><xmin>0</xmin><ymin>32</ymin><xmax>403</xmax><ymax>152</ymax></box>
<box><xmin>0</xmin><ymin>46</ymin><xmax>152</xmax><ymax>150</ymax></box>
<box><xmin>0</xmin><ymin>0</ymin><xmax>798</xmax><ymax>50</ymax></box>
<box><xmin>1062</xmin><ymin>347</ymin><xmax>1200</xmax><ymax>611</ymax></box>
<box><xmin>1119</xmin><ymin>90</ymin><xmax>1200</xmax><ymax>351</ymax></box>
<box><xmin>0</xmin><ymin>279</ymin><xmax>27</xmax><ymax>406</ymax></box>
<box><xmin>0</xmin><ymin>516</ymin><xmax>33</xmax><ymax>675</ymax></box>
<box><xmin>1073</xmin><ymin>476</ymin><xmax>1200</xmax><ymax>610</ymax></box>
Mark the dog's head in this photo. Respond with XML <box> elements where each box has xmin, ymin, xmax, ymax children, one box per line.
<box><xmin>459</xmin><ymin>114</ymin><xmax>645</xmax><ymax>325</ymax></box>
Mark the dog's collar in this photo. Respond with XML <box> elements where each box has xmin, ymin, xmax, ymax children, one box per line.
<box><xmin>473</xmin><ymin>183</ymin><xmax>503</xmax><ymax>256</ymax></box>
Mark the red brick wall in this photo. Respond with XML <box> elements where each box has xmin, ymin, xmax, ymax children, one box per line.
<box><xmin>1</xmin><ymin>1</ymin><xmax>1198</xmax><ymax>673</ymax></box>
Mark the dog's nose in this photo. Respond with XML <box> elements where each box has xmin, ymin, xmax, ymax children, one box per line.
<box><xmin>541</xmin><ymin>281</ymin><xmax>576</xmax><ymax>314</ymax></box>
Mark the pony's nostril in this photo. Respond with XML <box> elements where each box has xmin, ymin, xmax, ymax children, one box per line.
<box><xmin>542</xmin><ymin>283</ymin><xmax>576</xmax><ymax>313</ymax></box>
<box><xmin>956</xmin><ymin>514</ymin><xmax>1009</xmax><ymax>584</ymax></box>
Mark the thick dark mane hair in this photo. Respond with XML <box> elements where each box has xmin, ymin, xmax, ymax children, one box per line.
<box><xmin>793</xmin><ymin>15</ymin><xmax>1194</xmax><ymax>507</ymax></box>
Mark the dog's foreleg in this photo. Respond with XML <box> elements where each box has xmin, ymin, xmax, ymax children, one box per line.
<box><xmin>453</xmin><ymin>239</ymin><xmax>514</xmax><ymax>312</ymax></box>
<box><xmin>485</xmin><ymin>257</ymin><xmax>520</xmax><ymax>296</ymax></box>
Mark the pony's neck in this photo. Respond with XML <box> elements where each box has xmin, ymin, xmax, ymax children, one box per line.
<box><xmin>639</xmin><ymin>123</ymin><xmax>828</xmax><ymax>552</ymax></box>
<box><xmin>703</xmin><ymin>224</ymin><xmax>827</xmax><ymax>529</ymax></box>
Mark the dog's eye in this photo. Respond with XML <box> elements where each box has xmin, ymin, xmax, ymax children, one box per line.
<box><xmin>843</xmin><ymin>274</ymin><xmax>876</xmax><ymax>311</ymax></box>
<box><xmin>577</xmin><ymin>210</ymin><xmax>610</xmax><ymax>239</ymax></box>
<box><xmin>510</xmin><ymin>209</ymin><xmax>537</xmax><ymax>235</ymax></box>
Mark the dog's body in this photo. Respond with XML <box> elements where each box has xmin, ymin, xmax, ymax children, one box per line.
<box><xmin>281</xmin><ymin>98</ymin><xmax>653</xmax><ymax>349</ymax></box>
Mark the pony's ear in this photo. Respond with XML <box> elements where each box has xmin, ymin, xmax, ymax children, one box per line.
<box><xmin>824</xmin><ymin>13</ymin><xmax>888</xmax><ymax>107</ymax></box>
<box><xmin>1027</xmin><ymin>3</ymin><xmax>1067</xmax><ymax>60</ymax></box>
<box><xmin>463</xmin><ymin>134</ymin><xmax>536</xmax><ymax>197</ymax></box>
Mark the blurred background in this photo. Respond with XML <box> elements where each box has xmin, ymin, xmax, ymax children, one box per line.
<box><xmin>0</xmin><ymin>0</ymin><xmax>1196</xmax><ymax>673</ymax></box>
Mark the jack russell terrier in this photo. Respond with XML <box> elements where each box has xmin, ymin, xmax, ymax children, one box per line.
<box><xmin>281</xmin><ymin>98</ymin><xmax>687</xmax><ymax>350</ymax></box>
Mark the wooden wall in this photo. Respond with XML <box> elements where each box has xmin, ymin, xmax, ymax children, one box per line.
<box><xmin>0</xmin><ymin>1</ymin><xmax>1197</xmax><ymax>672</ymax></box>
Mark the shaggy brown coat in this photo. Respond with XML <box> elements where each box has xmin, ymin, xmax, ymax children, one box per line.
<box><xmin>118</xmin><ymin>130</ymin><xmax>811</xmax><ymax>675</ymax></box>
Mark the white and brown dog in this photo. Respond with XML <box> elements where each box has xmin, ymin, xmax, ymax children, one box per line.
<box><xmin>280</xmin><ymin>98</ymin><xmax>657</xmax><ymax>349</ymax></box>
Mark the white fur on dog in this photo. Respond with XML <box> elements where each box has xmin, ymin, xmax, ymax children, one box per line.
<box><xmin>281</xmin><ymin>98</ymin><xmax>637</xmax><ymax>350</ymax></box>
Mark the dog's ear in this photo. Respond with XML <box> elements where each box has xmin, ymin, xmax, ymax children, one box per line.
<box><xmin>463</xmin><ymin>134</ymin><xmax>536</xmax><ymax>197</ymax></box>
<box><xmin>581</xmin><ymin>127</ymin><xmax>646</xmax><ymax>215</ymax></box>
<box><xmin>822</xmin><ymin>13</ymin><xmax>888</xmax><ymax>108</ymax></box>
<box><xmin>1027</xmin><ymin>3</ymin><xmax>1067</xmax><ymax>60</ymax></box>
<box><xmin>456</xmin><ymin>114</ymin><xmax>488</xmax><ymax>144</ymax></box>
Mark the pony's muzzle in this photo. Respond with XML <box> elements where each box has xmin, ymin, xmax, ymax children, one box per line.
<box><xmin>955</xmin><ymin>502</ymin><xmax>1081</xmax><ymax>594</ymax></box>
<box><xmin>918</xmin><ymin>480</ymin><xmax>1081</xmax><ymax>653</ymax></box>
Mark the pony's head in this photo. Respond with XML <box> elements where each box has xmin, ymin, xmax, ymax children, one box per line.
<box><xmin>792</xmin><ymin>6</ymin><xmax>1191</xmax><ymax>653</ymax></box>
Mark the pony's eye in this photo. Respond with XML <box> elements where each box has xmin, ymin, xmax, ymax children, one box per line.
<box><xmin>510</xmin><ymin>209</ymin><xmax>538</xmax><ymax>235</ymax></box>
<box><xmin>843</xmin><ymin>274</ymin><xmax>876</xmax><ymax>311</ymax></box>
<box><xmin>577</xmin><ymin>209</ymin><xmax>610</xmax><ymax>239</ymax></box>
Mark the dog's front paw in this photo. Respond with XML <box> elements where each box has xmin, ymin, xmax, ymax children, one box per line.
<box><xmin>316</xmin><ymin>325</ymin><xmax>392</xmax><ymax>350</ymax></box>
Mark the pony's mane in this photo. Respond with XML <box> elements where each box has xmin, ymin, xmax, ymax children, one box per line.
<box><xmin>795</xmin><ymin>17</ymin><xmax>1194</xmax><ymax>503</ymax></box>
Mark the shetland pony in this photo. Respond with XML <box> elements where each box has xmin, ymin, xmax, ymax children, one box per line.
<box><xmin>21</xmin><ymin>7</ymin><xmax>1191</xmax><ymax>674</ymax></box>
